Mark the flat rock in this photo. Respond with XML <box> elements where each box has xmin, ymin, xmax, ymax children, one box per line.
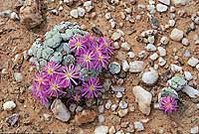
<box><xmin>19</xmin><ymin>0</ymin><xmax>43</xmax><ymax>28</ymax></box>
<box><xmin>187</xmin><ymin>57</ymin><xmax>199</xmax><ymax>67</ymax></box>
<box><xmin>171</xmin><ymin>0</ymin><xmax>191</xmax><ymax>5</ymax></box>
<box><xmin>132</xmin><ymin>86</ymin><xmax>152</xmax><ymax>115</ymax></box>
<box><xmin>95</xmin><ymin>125</ymin><xmax>109</xmax><ymax>134</ymax></box>
<box><xmin>159</xmin><ymin>0</ymin><xmax>170</xmax><ymax>6</ymax></box>
<box><xmin>51</xmin><ymin>99</ymin><xmax>71</xmax><ymax>122</ymax></box>
<box><xmin>170</xmin><ymin>28</ymin><xmax>184</xmax><ymax>42</ymax></box>
<box><xmin>129</xmin><ymin>61</ymin><xmax>145</xmax><ymax>73</ymax></box>
<box><xmin>74</xmin><ymin>110</ymin><xmax>97</xmax><ymax>125</ymax></box>
<box><xmin>3</xmin><ymin>101</ymin><xmax>16</xmax><ymax>111</ymax></box>
<box><xmin>134</xmin><ymin>121</ymin><xmax>144</xmax><ymax>131</ymax></box>
<box><xmin>156</xmin><ymin>4</ymin><xmax>168</xmax><ymax>13</ymax></box>
<box><xmin>142</xmin><ymin>70</ymin><xmax>159</xmax><ymax>85</ymax></box>
<box><xmin>182</xmin><ymin>85</ymin><xmax>199</xmax><ymax>98</ymax></box>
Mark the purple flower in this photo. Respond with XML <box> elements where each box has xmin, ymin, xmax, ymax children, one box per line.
<box><xmin>32</xmin><ymin>82</ymin><xmax>49</xmax><ymax>105</ymax></box>
<box><xmin>98</xmin><ymin>37</ymin><xmax>114</xmax><ymax>55</ymax></box>
<box><xmin>82</xmin><ymin>77</ymin><xmax>102</xmax><ymax>99</ymax></box>
<box><xmin>43</xmin><ymin>62</ymin><xmax>61</xmax><ymax>78</ymax></box>
<box><xmin>94</xmin><ymin>52</ymin><xmax>110</xmax><ymax>69</ymax></box>
<box><xmin>159</xmin><ymin>96</ymin><xmax>178</xmax><ymax>113</ymax></box>
<box><xmin>69</xmin><ymin>36</ymin><xmax>87</xmax><ymax>55</ymax></box>
<box><xmin>34</xmin><ymin>71</ymin><xmax>48</xmax><ymax>86</ymax></box>
<box><xmin>77</xmin><ymin>50</ymin><xmax>95</xmax><ymax>69</ymax></box>
<box><xmin>46</xmin><ymin>75</ymin><xmax>65</xmax><ymax>98</ymax></box>
<box><xmin>60</xmin><ymin>64</ymin><xmax>80</xmax><ymax>88</ymax></box>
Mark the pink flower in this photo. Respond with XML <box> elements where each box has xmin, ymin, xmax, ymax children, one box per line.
<box><xmin>43</xmin><ymin>62</ymin><xmax>61</xmax><ymax>78</ymax></box>
<box><xmin>98</xmin><ymin>37</ymin><xmax>114</xmax><ymax>55</ymax></box>
<box><xmin>34</xmin><ymin>71</ymin><xmax>48</xmax><ymax>86</ymax></box>
<box><xmin>45</xmin><ymin>75</ymin><xmax>65</xmax><ymax>98</ymax></box>
<box><xmin>69</xmin><ymin>35</ymin><xmax>87</xmax><ymax>55</ymax></box>
<box><xmin>82</xmin><ymin>77</ymin><xmax>102</xmax><ymax>99</ymax></box>
<box><xmin>159</xmin><ymin>96</ymin><xmax>178</xmax><ymax>113</ymax></box>
<box><xmin>94</xmin><ymin>52</ymin><xmax>110</xmax><ymax>69</ymax></box>
<box><xmin>32</xmin><ymin>82</ymin><xmax>49</xmax><ymax>105</ymax></box>
<box><xmin>77</xmin><ymin>50</ymin><xmax>95</xmax><ymax>69</ymax></box>
<box><xmin>60</xmin><ymin>64</ymin><xmax>80</xmax><ymax>88</ymax></box>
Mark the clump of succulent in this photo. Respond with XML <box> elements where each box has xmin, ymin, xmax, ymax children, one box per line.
<box><xmin>31</xmin><ymin>33</ymin><xmax>114</xmax><ymax>105</ymax></box>
<box><xmin>158</xmin><ymin>87</ymin><xmax>179</xmax><ymax>113</ymax></box>
<box><xmin>167</xmin><ymin>75</ymin><xmax>187</xmax><ymax>91</ymax></box>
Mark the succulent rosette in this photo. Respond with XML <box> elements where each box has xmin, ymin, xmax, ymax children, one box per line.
<box><xmin>158</xmin><ymin>87</ymin><xmax>179</xmax><ymax>113</ymax></box>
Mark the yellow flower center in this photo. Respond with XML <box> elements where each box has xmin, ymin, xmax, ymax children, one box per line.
<box><xmin>89</xmin><ymin>85</ymin><xmax>95</xmax><ymax>91</ymax></box>
<box><xmin>85</xmin><ymin>55</ymin><xmax>91</xmax><ymax>62</ymax></box>
<box><xmin>65</xmin><ymin>72</ymin><xmax>72</xmax><ymax>79</ymax></box>
<box><xmin>98</xmin><ymin>55</ymin><xmax>103</xmax><ymax>61</ymax></box>
<box><xmin>52</xmin><ymin>84</ymin><xmax>59</xmax><ymax>90</ymax></box>
<box><xmin>76</xmin><ymin>42</ymin><xmax>81</xmax><ymax>48</ymax></box>
<box><xmin>37</xmin><ymin>78</ymin><xmax>43</xmax><ymax>84</ymax></box>
<box><xmin>47</xmin><ymin>68</ymin><xmax>54</xmax><ymax>75</ymax></box>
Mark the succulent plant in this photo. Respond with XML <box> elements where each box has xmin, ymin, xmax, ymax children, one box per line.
<box><xmin>159</xmin><ymin>96</ymin><xmax>178</xmax><ymax>113</ymax></box>
<box><xmin>29</xmin><ymin>25</ymin><xmax>115</xmax><ymax>105</ymax></box>
<box><xmin>159</xmin><ymin>87</ymin><xmax>179</xmax><ymax>113</ymax></box>
<box><xmin>168</xmin><ymin>75</ymin><xmax>187</xmax><ymax>91</ymax></box>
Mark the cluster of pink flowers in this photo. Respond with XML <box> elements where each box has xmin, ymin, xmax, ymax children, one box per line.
<box><xmin>32</xmin><ymin>34</ymin><xmax>114</xmax><ymax>105</ymax></box>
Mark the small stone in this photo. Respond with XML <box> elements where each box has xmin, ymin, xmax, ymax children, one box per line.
<box><xmin>77</xmin><ymin>7</ymin><xmax>85</xmax><ymax>17</ymax></box>
<box><xmin>127</xmin><ymin>51</ymin><xmax>135</xmax><ymax>58</ymax></box>
<box><xmin>146</xmin><ymin>44</ymin><xmax>157</xmax><ymax>52</ymax></box>
<box><xmin>134</xmin><ymin>121</ymin><xmax>144</xmax><ymax>131</ymax></box>
<box><xmin>122</xmin><ymin>60</ymin><xmax>129</xmax><ymax>72</ymax></box>
<box><xmin>160</xmin><ymin>36</ymin><xmax>169</xmax><ymax>45</ymax></box>
<box><xmin>105</xmin><ymin>12</ymin><xmax>112</xmax><ymax>20</ymax></box>
<box><xmin>138</xmin><ymin>50</ymin><xmax>147</xmax><ymax>58</ymax></box>
<box><xmin>190</xmin><ymin>126</ymin><xmax>199</xmax><ymax>134</ymax></box>
<box><xmin>142</xmin><ymin>70</ymin><xmax>159</xmax><ymax>85</ymax></box>
<box><xmin>116</xmin><ymin>92</ymin><xmax>123</xmax><ymax>98</ymax></box>
<box><xmin>159</xmin><ymin>57</ymin><xmax>167</xmax><ymax>66</ymax></box>
<box><xmin>111</xmin><ymin>104</ymin><xmax>118</xmax><ymax>111</ymax></box>
<box><xmin>181</xmin><ymin>38</ymin><xmax>189</xmax><ymax>46</ymax></box>
<box><xmin>158</xmin><ymin>47</ymin><xmax>166</xmax><ymax>57</ymax></box>
<box><xmin>3</xmin><ymin>101</ymin><xmax>16</xmax><ymax>111</ymax></box>
<box><xmin>70</xmin><ymin>9</ymin><xmax>79</xmax><ymax>18</ymax></box>
<box><xmin>14</xmin><ymin>72</ymin><xmax>23</xmax><ymax>82</ymax></box>
<box><xmin>118</xmin><ymin>109</ymin><xmax>128</xmax><ymax>117</ymax></box>
<box><xmin>150</xmin><ymin>53</ymin><xmax>159</xmax><ymax>61</ymax></box>
<box><xmin>111</xmin><ymin>31</ymin><xmax>123</xmax><ymax>41</ymax></box>
<box><xmin>98</xmin><ymin>105</ymin><xmax>105</xmax><ymax>113</ymax></box>
<box><xmin>49</xmin><ymin>9</ymin><xmax>59</xmax><ymax>16</ymax></box>
<box><xmin>184</xmin><ymin>71</ymin><xmax>193</xmax><ymax>81</ymax></box>
<box><xmin>75</xmin><ymin>110</ymin><xmax>97</xmax><ymax>125</ymax></box>
<box><xmin>170</xmin><ymin>28</ymin><xmax>184</xmax><ymax>42</ymax></box>
<box><xmin>83</xmin><ymin>1</ymin><xmax>94</xmax><ymax>12</ymax></box>
<box><xmin>171</xmin><ymin>0</ymin><xmax>191</xmax><ymax>5</ymax></box>
<box><xmin>95</xmin><ymin>126</ymin><xmax>109</xmax><ymax>134</ymax></box>
<box><xmin>5</xmin><ymin>114</ymin><xmax>19</xmax><ymax>126</ymax></box>
<box><xmin>105</xmin><ymin>100</ymin><xmax>112</xmax><ymax>109</ymax></box>
<box><xmin>51</xmin><ymin>99</ymin><xmax>71</xmax><ymax>122</ymax></box>
<box><xmin>132</xmin><ymin>86</ymin><xmax>152</xmax><ymax>115</ymax></box>
<box><xmin>182</xmin><ymin>85</ymin><xmax>199</xmax><ymax>99</ymax></box>
<box><xmin>119</xmin><ymin>100</ymin><xmax>128</xmax><ymax>109</ymax></box>
<box><xmin>148</xmin><ymin>36</ymin><xmax>155</xmax><ymax>44</ymax></box>
<box><xmin>109</xmin><ymin>126</ymin><xmax>116</xmax><ymax>134</ymax></box>
<box><xmin>43</xmin><ymin>113</ymin><xmax>51</xmax><ymax>121</ymax></box>
<box><xmin>109</xmin><ymin>62</ymin><xmax>121</xmax><ymax>75</ymax></box>
<box><xmin>159</xmin><ymin>0</ymin><xmax>170</xmax><ymax>6</ymax></box>
<box><xmin>121</xmin><ymin>42</ymin><xmax>131</xmax><ymax>51</ymax></box>
<box><xmin>156</xmin><ymin>4</ymin><xmax>168</xmax><ymax>13</ymax></box>
<box><xmin>129</xmin><ymin>61</ymin><xmax>145</xmax><ymax>73</ymax></box>
<box><xmin>196</xmin><ymin>64</ymin><xmax>199</xmax><ymax>71</ymax></box>
<box><xmin>170</xmin><ymin>64</ymin><xmax>182</xmax><ymax>73</ymax></box>
<box><xmin>98</xmin><ymin>114</ymin><xmax>105</xmax><ymax>124</ymax></box>
<box><xmin>169</xmin><ymin>20</ymin><xmax>176</xmax><ymax>27</ymax></box>
<box><xmin>187</xmin><ymin>57</ymin><xmax>199</xmax><ymax>67</ymax></box>
<box><xmin>69</xmin><ymin>103</ymin><xmax>77</xmax><ymax>112</ymax></box>
<box><xmin>10</xmin><ymin>12</ymin><xmax>19</xmax><ymax>20</ymax></box>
